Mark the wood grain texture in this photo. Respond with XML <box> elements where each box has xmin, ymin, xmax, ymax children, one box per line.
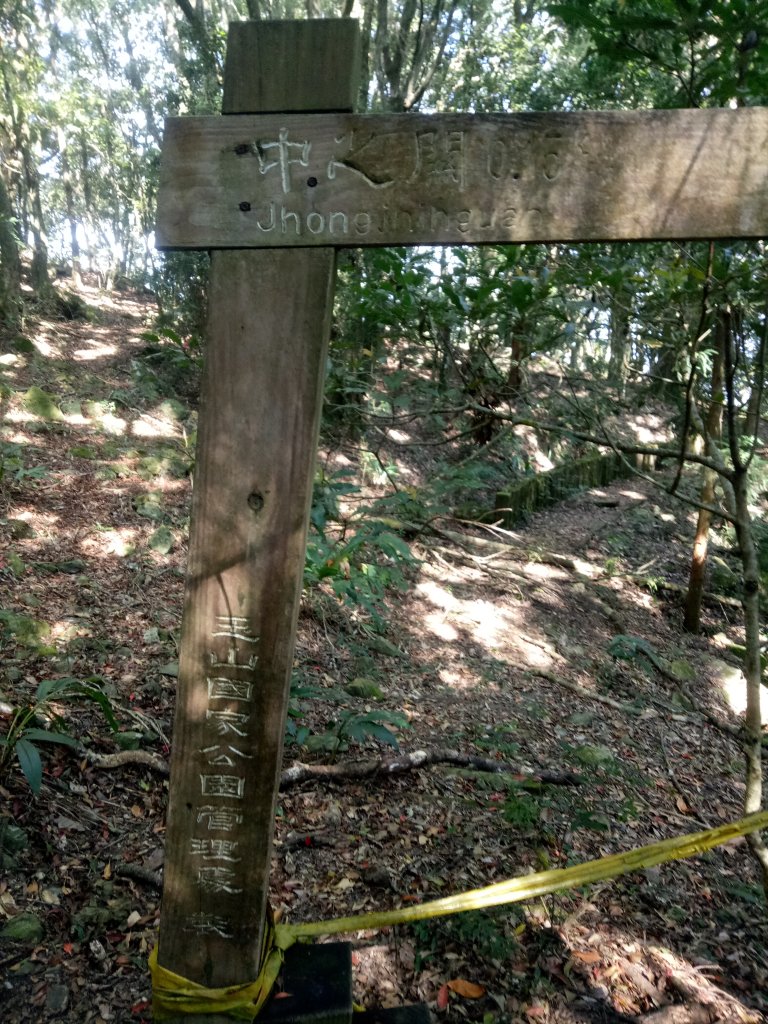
<box><xmin>223</xmin><ymin>18</ymin><xmax>361</xmax><ymax>114</ymax></box>
<box><xmin>156</xmin><ymin>107</ymin><xmax>768</xmax><ymax>249</ymax></box>
<box><xmin>156</xmin><ymin>19</ymin><xmax>357</xmax><ymax>1014</ymax></box>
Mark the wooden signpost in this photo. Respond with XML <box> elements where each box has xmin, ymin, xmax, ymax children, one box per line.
<box><xmin>155</xmin><ymin>18</ymin><xmax>360</xmax><ymax>1022</ymax></box>
<box><xmin>154</xmin><ymin>16</ymin><xmax>768</xmax><ymax>1023</ymax></box>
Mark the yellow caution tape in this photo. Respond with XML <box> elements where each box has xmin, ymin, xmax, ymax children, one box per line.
<box><xmin>150</xmin><ymin>913</ymin><xmax>295</xmax><ymax>1020</ymax></box>
<box><xmin>150</xmin><ymin>808</ymin><xmax>768</xmax><ymax>1020</ymax></box>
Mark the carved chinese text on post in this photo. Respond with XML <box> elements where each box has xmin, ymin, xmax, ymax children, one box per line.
<box><xmin>185</xmin><ymin>613</ymin><xmax>260</xmax><ymax>916</ymax></box>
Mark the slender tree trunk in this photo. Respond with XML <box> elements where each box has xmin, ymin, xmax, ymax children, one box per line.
<box><xmin>609</xmin><ymin>297</ymin><xmax>629</xmax><ymax>398</ymax></box>
<box><xmin>720</xmin><ymin>304</ymin><xmax>768</xmax><ymax>896</ymax></box>
<box><xmin>0</xmin><ymin>170</ymin><xmax>22</xmax><ymax>330</ymax></box>
<box><xmin>732</xmin><ymin>466</ymin><xmax>768</xmax><ymax>895</ymax></box>
<box><xmin>683</xmin><ymin>316</ymin><xmax>724</xmax><ymax>633</ymax></box>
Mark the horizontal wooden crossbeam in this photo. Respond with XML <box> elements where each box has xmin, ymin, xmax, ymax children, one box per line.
<box><xmin>156</xmin><ymin>107</ymin><xmax>768</xmax><ymax>250</ymax></box>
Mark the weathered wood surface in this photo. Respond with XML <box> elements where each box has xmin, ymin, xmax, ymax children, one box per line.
<box><xmin>156</xmin><ymin>106</ymin><xmax>768</xmax><ymax>250</ymax></box>
<box><xmin>223</xmin><ymin>18</ymin><xmax>361</xmax><ymax>114</ymax></box>
<box><xmin>156</xmin><ymin>19</ymin><xmax>357</xmax><ymax>1013</ymax></box>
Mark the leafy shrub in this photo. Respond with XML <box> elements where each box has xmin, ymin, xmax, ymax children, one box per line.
<box><xmin>0</xmin><ymin>677</ymin><xmax>118</xmax><ymax>793</ymax></box>
<box><xmin>304</xmin><ymin>469</ymin><xmax>416</xmax><ymax>629</ymax></box>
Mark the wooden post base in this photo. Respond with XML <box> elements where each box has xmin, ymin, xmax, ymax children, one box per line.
<box><xmin>262</xmin><ymin>943</ymin><xmax>429</xmax><ymax>1024</ymax></box>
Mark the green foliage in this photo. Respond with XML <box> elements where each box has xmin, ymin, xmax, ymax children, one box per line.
<box><xmin>608</xmin><ymin>634</ymin><xmax>658</xmax><ymax>663</ymax></box>
<box><xmin>303</xmin><ymin>708</ymin><xmax>409</xmax><ymax>756</ymax></box>
<box><xmin>304</xmin><ymin>469</ymin><xmax>416</xmax><ymax>629</ymax></box>
<box><xmin>503</xmin><ymin>792</ymin><xmax>543</xmax><ymax>830</ymax></box>
<box><xmin>410</xmin><ymin>906</ymin><xmax>522</xmax><ymax>969</ymax></box>
<box><xmin>0</xmin><ymin>677</ymin><xmax>118</xmax><ymax>794</ymax></box>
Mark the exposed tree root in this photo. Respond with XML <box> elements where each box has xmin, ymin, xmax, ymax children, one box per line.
<box><xmin>81</xmin><ymin>745</ymin><xmax>581</xmax><ymax>788</ymax></box>
<box><xmin>279</xmin><ymin>749</ymin><xmax>581</xmax><ymax>788</ymax></box>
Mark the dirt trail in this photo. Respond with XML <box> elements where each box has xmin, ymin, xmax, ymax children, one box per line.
<box><xmin>0</xmin><ymin>289</ymin><xmax>765</xmax><ymax>1023</ymax></box>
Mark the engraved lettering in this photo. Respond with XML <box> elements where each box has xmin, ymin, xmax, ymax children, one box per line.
<box><xmin>196</xmin><ymin>865</ymin><xmax>243</xmax><ymax>895</ymax></box>
<box><xmin>255</xmin><ymin>128</ymin><xmax>310</xmax><ymax>194</ymax></box>
<box><xmin>185</xmin><ymin>912</ymin><xmax>233</xmax><ymax>938</ymax></box>
<box><xmin>200</xmin><ymin>774</ymin><xmax>245</xmax><ymax>799</ymax></box>
<box><xmin>457</xmin><ymin>210</ymin><xmax>471</xmax><ymax>232</ymax></box>
<box><xmin>430</xmin><ymin>207</ymin><xmax>449</xmax><ymax>233</ymax></box>
<box><xmin>209</xmin><ymin>651</ymin><xmax>258</xmax><ymax>671</ymax></box>
<box><xmin>197</xmin><ymin>806</ymin><xmax>244</xmax><ymax>831</ymax></box>
<box><xmin>541</xmin><ymin>130</ymin><xmax>562</xmax><ymax>181</ymax></box>
<box><xmin>206</xmin><ymin>710</ymin><xmax>250</xmax><ymax>736</ymax></box>
<box><xmin>190</xmin><ymin>838</ymin><xmax>241</xmax><ymax>861</ymax></box>
<box><xmin>488</xmin><ymin>138</ymin><xmax>507</xmax><ymax>180</ymax></box>
<box><xmin>281</xmin><ymin>207</ymin><xmax>301</xmax><ymax>234</ymax></box>
<box><xmin>207</xmin><ymin>678</ymin><xmax>253</xmax><ymax>702</ymax></box>
<box><xmin>212</xmin><ymin>616</ymin><xmax>259</xmax><ymax>644</ymax></box>
<box><xmin>502</xmin><ymin>207</ymin><xmax>518</xmax><ymax>228</ymax></box>
<box><xmin>353</xmin><ymin>211</ymin><xmax>371</xmax><ymax>235</ymax></box>
<box><xmin>306</xmin><ymin>211</ymin><xmax>324</xmax><ymax>234</ymax></box>
<box><xmin>201</xmin><ymin>743</ymin><xmax>253</xmax><ymax>767</ymax></box>
<box><xmin>256</xmin><ymin>201</ymin><xmax>276</xmax><ymax>232</ymax></box>
<box><xmin>412</xmin><ymin>129</ymin><xmax>466</xmax><ymax>190</ymax></box>
<box><xmin>327</xmin><ymin>131</ymin><xmax>396</xmax><ymax>189</ymax></box>
<box><xmin>328</xmin><ymin>211</ymin><xmax>348</xmax><ymax>234</ymax></box>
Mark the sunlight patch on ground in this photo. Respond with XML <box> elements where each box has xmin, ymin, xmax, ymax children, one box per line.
<box><xmin>97</xmin><ymin>412</ymin><xmax>128</xmax><ymax>435</ymax></box>
<box><xmin>81</xmin><ymin>526</ymin><xmax>138</xmax><ymax>559</ymax></box>
<box><xmin>713</xmin><ymin>659</ymin><xmax>768</xmax><ymax>724</ymax></box>
<box><xmin>130</xmin><ymin>414</ymin><xmax>178</xmax><ymax>438</ymax></box>
<box><xmin>31</xmin><ymin>335</ymin><xmax>63</xmax><ymax>358</ymax></box>
<box><xmin>386</xmin><ymin>428</ymin><xmax>411</xmax><ymax>443</ymax></box>
<box><xmin>438</xmin><ymin>665</ymin><xmax>483</xmax><ymax>689</ymax></box>
<box><xmin>618</xmin><ymin>488</ymin><xmax>646</xmax><ymax>500</ymax></box>
<box><xmin>6</xmin><ymin>509</ymin><xmax>59</xmax><ymax>534</ymax></box>
<box><xmin>72</xmin><ymin>339</ymin><xmax>118</xmax><ymax>361</ymax></box>
<box><xmin>522</xmin><ymin>561</ymin><xmax>568</xmax><ymax>581</ymax></box>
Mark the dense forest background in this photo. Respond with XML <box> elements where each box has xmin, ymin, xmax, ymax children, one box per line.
<box><xmin>2</xmin><ymin>2</ymin><xmax>768</xmax><ymax>1021</ymax></box>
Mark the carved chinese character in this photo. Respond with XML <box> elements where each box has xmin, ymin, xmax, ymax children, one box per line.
<box><xmin>212</xmin><ymin>615</ymin><xmax>260</xmax><ymax>644</ymax></box>
<box><xmin>206</xmin><ymin>709</ymin><xmax>250</xmax><ymax>736</ymax></box>
<box><xmin>207</xmin><ymin>678</ymin><xmax>253</xmax><ymax>702</ymax></box>
<box><xmin>184</xmin><ymin>912</ymin><xmax>233</xmax><ymax>938</ymax></box>
<box><xmin>190</xmin><ymin>838</ymin><xmax>241</xmax><ymax>861</ymax></box>
<box><xmin>200</xmin><ymin>773</ymin><xmax>245</xmax><ymax>799</ymax></box>
<box><xmin>209</xmin><ymin>650</ymin><xmax>258</xmax><ymax>671</ymax></box>
<box><xmin>412</xmin><ymin>129</ymin><xmax>466</xmax><ymax>190</ymax></box>
<box><xmin>196</xmin><ymin>865</ymin><xmax>243</xmax><ymax>895</ymax></box>
<box><xmin>255</xmin><ymin>129</ymin><xmax>310</xmax><ymax>194</ymax></box>
<box><xmin>196</xmin><ymin>805</ymin><xmax>243</xmax><ymax>831</ymax></box>
<box><xmin>201</xmin><ymin>743</ymin><xmax>253</xmax><ymax>767</ymax></box>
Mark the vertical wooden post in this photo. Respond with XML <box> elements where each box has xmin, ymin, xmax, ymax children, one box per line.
<box><xmin>156</xmin><ymin>18</ymin><xmax>360</xmax><ymax>1017</ymax></box>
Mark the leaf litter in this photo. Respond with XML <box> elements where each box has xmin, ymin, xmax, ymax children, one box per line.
<box><xmin>0</xmin><ymin>287</ymin><xmax>766</xmax><ymax>1023</ymax></box>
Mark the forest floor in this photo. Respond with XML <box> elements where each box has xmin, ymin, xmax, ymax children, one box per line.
<box><xmin>0</xmin><ymin>284</ymin><xmax>767</xmax><ymax>1024</ymax></box>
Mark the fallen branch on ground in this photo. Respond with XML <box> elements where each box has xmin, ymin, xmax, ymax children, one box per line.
<box><xmin>79</xmin><ymin>745</ymin><xmax>581</xmax><ymax>788</ymax></box>
<box><xmin>279</xmin><ymin>749</ymin><xmax>581</xmax><ymax>788</ymax></box>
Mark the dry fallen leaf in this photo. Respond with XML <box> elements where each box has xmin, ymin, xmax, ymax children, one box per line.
<box><xmin>571</xmin><ymin>950</ymin><xmax>601</xmax><ymax>964</ymax></box>
<box><xmin>436</xmin><ymin>984</ymin><xmax>450</xmax><ymax>1010</ymax></box>
<box><xmin>447</xmin><ymin>978</ymin><xmax>486</xmax><ymax>999</ymax></box>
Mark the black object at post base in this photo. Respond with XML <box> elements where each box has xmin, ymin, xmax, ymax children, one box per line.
<box><xmin>262</xmin><ymin>943</ymin><xmax>352</xmax><ymax>1024</ymax></box>
<box><xmin>260</xmin><ymin>943</ymin><xmax>430</xmax><ymax>1024</ymax></box>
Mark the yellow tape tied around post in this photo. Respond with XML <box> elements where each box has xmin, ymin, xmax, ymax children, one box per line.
<box><xmin>150</xmin><ymin>809</ymin><xmax>768</xmax><ymax>1020</ymax></box>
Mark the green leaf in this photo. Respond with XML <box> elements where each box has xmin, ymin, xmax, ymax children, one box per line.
<box><xmin>20</xmin><ymin>729</ymin><xmax>79</xmax><ymax>747</ymax></box>
<box><xmin>148</xmin><ymin>526</ymin><xmax>174</xmax><ymax>554</ymax></box>
<box><xmin>15</xmin><ymin>738</ymin><xmax>43</xmax><ymax>793</ymax></box>
<box><xmin>36</xmin><ymin>677</ymin><xmax>79</xmax><ymax>701</ymax></box>
<box><xmin>0</xmin><ymin>912</ymin><xmax>44</xmax><ymax>944</ymax></box>
<box><xmin>360</xmin><ymin>722</ymin><xmax>400</xmax><ymax>748</ymax></box>
<box><xmin>345</xmin><ymin>678</ymin><xmax>385</xmax><ymax>700</ymax></box>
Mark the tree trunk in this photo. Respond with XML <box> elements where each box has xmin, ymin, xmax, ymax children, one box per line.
<box><xmin>0</xmin><ymin>170</ymin><xmax>22</xmax><ymax>330</ymax></box>
<box><xmin>609</xmin><ymin>296</ymin><xmax>630</xmax><ymax>398</ymax></box>
<box><xmin>732</xmin><ymin>465</ymin><xmax>768</xmax><ymax>896</ymax></box>
<box><xmin>683</xmin><ymin>316</ymin><xmax>724</xmax><ymax>633</ymax></box>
